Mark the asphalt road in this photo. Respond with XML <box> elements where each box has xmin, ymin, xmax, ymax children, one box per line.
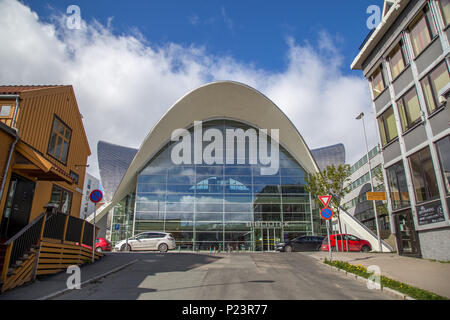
<box><xmin>53</xmin><ymin>252</ymin><xmax>396</xmax><ymax>300</ymax></box>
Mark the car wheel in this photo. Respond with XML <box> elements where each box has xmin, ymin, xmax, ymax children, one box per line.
<box><xmin>284</xmin><ymin>245</ymin><xmax>292</xmax><ymax>253</ymax></box>
<box><xmin>361</xmin><ymin>245</ymin><xmax>370</xmax><ymax>252</ymax></box>
<box><xmin>158</xmin><ymin>243</ymin><xmax>168</xmax><ymax>253</ymax></box>
<box><xmin>121</xmin><ymin>244</ymin><xmax>131</xmax><ymax>252</ymax></box>
<box><xmin>95</xmin><ymin>247</ymin><xmax>103</xmax><ymax>253</ymax></box>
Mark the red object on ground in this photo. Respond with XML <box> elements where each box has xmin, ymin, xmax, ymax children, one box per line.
<box><xmin>76</xmin><ymin>237</ymin><xmax>112</xmax><ymax>252</ymax></box>
<box><xmin>321</xmin><ymin>234</ymin><xmax>372</xmax><ymax>252</ymax></box>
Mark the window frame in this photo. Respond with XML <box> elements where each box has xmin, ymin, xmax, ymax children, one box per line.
<box><xmin>369</xmin><ymin>64</ymin><xmax>386</xmax><ymax>99</ymax></box>
<box><xmin>377</xmin><ymin>106</ymin><xmax>398</xmax><ymax>146</ymax></box>
<box><xmin>0</xmin><ymin>105</ymin><xmax>12</xmax><ymax>118</ymax></box>
<box><xmin>408</xmin><ymin>4</ymin><xmax>438</xmax><ymax>58</ymax></box>
<box><xmin>396</xmin><ymin>86</ymin><xmax>423</xmax><ymax>133</ymax></box>
<box><xmin>408</xmin><ymin>146</ymin><xmax>440</xmax><ymax>204</ymax></box>
<box><xmin>387</xmin><ymin>41</ymin><xmax>408</xmax><ymax>81</ymax></box>
<box><xmin>386</xmin><ymin>161</ymin><xmax>410</xmax><ymax>211</ymax></box>
<box><xmin>420</xmin><ymin>60</ymin><xmax>450</xmax><ymax>115</ymax></box>
<box><xmin>434</xmin><ymin>135</ymin><xmax>450</xmax><ymax>195</ymax></box>
<box><xmin>50</xmin><ymin>184</ymin><xmax>73</xmax><ymax>214</ymax></box>
<box><xmin>47</xmin><ymin>115</ymin><xmax>72</xmax><ymax>165</ymax></box>
<box><xmin>439</xmin><ymin>0</ymin><xmax>450</xmax><ymax>27</ymax></box>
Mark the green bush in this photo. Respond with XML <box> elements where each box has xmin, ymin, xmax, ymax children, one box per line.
<box><xmin>323</xmin><ymin>259</ymin><xmax>447</xmax><ymax>300</ymax></box>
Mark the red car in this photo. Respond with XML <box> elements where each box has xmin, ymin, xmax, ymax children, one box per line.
<box><xmin>321</xmin><ymin>234</ymin><xmax>371</xmax><ymax>252</ymax></box>
<box><xmin>77</xmin><ymin>238</ymin><xmax>112</xmax><ymax>252</ymax></box>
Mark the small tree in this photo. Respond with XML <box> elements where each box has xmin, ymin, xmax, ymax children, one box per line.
<box><xmin>305</xmin><ymin>164</ymin><xmax>351</xmax><ymax>250</ymax></box>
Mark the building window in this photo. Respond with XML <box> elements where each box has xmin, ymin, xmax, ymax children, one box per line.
<box><xmin>377</xmin><ymin>106</ymin><xmax>398</xmax><ymax>146</ymax></box>
<box><xmin>388</xmin><ymin>42</ymin><xmax>407</xmax><ymax>80</ymax></box>
<box><xmin>397</xmin><ymin>87</ymin><xmax>422</xmax><ymax>132</ymax></box>
<box><xmin>48</xmin><ymin>116</ymin><xmax>72</xmax><ymax>164</ymax></box>
<box><xmin>440</xmin><ymin>0</ymin><xmax>450</xmax><ymax>26</ymax></box>
<box><xmin>370</xmin><ymin>65</ymin><xmax>385</xmax><ymax>98</ymax></box>
<box><xmin>0</xmin><ymin>105</ymin><xmax>12</xmax><ymax>117</ymax></box>
<box><xmin>386</xmin><ymin>162</ymin><xmax>410</xmax><ymax>211</ymax></box>
<box><xmin>421</xmin><ymin>61</ymin><xmax>450</xmax><ymax>114</ymax></box>
<box><xmin>409</xmin><ymin>147</ymin><xmax>440</xmax><ymax>203</ymax></box>
<box><xmin>408</xmin><ymin>5</ymin><xmax>437</xmax><ymax>57</ymax></box>
<box><xmin>69</xmin><ymin>171</ymin><xmax>79</xmax><ymax>185</ymax></box>
<box><xmin>50</xmin><ymin>185</ymin><xmax>73</xmax><ymax>214</ymax></box>
<box><xmin>435</xmin><ymin>136</ymin><xmax>450</xmax><ymax>195</ymax></box>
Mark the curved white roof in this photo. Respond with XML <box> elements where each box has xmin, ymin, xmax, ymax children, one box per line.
<box><xmin>90</xmin><ymin>81</ymin><xmax>320</xmax><ymax>222</ymax></box>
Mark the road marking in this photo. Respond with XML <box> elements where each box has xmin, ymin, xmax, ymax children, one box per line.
<box><xmin>37</xmin><ymin>259</ymin><xmax>139</xmax><ymax>300</ymax></box>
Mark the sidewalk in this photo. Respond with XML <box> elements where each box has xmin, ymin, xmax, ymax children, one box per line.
<box><xmin>0</xmin><ymin>253</ymin><xmax>139</xmax><ymax>300</ymax></box>
<box><xmin>302</xmin><ymin>251</ymin><xmax>450</xmax><ymax>299</ymax></box>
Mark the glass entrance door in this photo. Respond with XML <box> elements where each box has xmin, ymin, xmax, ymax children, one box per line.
<box><xmin>255</xmin><ymin>227</ymin><xmax>281</xmax><ymax>251</ymax></box>
<box><xmin>394</xmin><ymin>210</ymin><xmax>420</xmax><ymax>256</ymax></box>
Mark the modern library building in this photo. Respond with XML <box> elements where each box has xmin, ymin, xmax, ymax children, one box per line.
<box><xmin>94</xmin><ymin>81</ymin><xmax>345</xmax><ymax>251</ymax></box>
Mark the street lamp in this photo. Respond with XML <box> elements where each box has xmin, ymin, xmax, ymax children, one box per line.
<box><xmin>356</xmin><ymin>112</ymin><xmax>383</xmax><ymax>252</ymax></box>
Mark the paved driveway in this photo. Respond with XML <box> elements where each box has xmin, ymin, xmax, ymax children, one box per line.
<box><xmin>38</xmin><ymin>252</ymin><xmax>396</xmax><ymax>300</ymax></box>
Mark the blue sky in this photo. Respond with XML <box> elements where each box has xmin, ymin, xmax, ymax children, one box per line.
<box><xmin>26</xmin><ymin>0</ymin><xmax>384</xmax><ymax>75</ymax></box>
<box><xmin>1</xmin><ymin>0</ymin><xmax>385</xmax><ymax>178</ymax></box>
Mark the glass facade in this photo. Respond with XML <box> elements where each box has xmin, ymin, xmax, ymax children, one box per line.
<box><xmin>113</xmin><ymin>119</ymin><xmax>315</xmax><ymax>251</ymax></box>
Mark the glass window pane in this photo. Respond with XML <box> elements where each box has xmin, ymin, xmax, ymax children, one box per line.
<box><xmin>389</xmin><ymin>44</ymin><xmax>405</xmax><ymax>79</ymax></box>
<box><xmin>441</xmin><ymin>0</ymin><xmax>450</xmax><ymax>25</ymax></box>
<box><xmin>409</xmin><ymin>147</ymin><xmax>439</xmax><ymax>203</ymax></box>
<box><xmin>404</xmin><ymin>89</ymin><xmax>422</xmax><ymax>129</ymax></box>
<box><xmin>0</xmin><ymin>105</ymin><xmax>11</xmax><ymax>117</ymax></box>
<box><xmin>435</xmin><ymin>136</ymin><xmax>450</xmax><ymax>194</ymax></box>
<box><xmin>421</xmin><ymin>76</ymin><xmax>436</xmax><ymax>113</ymax></box>
<box><xmin>409</xmin><ymin>14</ymin><xmax>431</xmax><ymax>56</ymax></box>
<box><xmin>371</xmin><ymin>66</ymin><xmax>385</xmax><ymax>97</ymax></box>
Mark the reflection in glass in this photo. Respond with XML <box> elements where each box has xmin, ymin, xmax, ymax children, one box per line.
<box><xmin>131</xmin><ymin>120</ymin><xmax>312</xmax><ymax>251</ymax></box>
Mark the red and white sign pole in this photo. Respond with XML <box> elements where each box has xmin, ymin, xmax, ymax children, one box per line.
<box><xmin>319</xmin><ymin>195</ymin><xmax>333</xmax><ymax>261</ymax></box>
<box><xmin>89</xmin><ymin>189</ymin><xmax>103</xmax><ymax>263</ymax></box>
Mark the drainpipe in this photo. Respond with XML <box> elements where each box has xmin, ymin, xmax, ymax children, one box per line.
<box><xmin>0</xmin><ymin>129</ymin><xmax>19</xmax><ymax>205</ymax></box>
<box><xmin>0</xmin><ymin>94</ymin><xmax>20</xmax><ymax>205</ymax></box>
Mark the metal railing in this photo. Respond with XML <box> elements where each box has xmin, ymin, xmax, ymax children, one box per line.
<box><xmin>1</xmin><ymin>204</ymin><xmax>99</xmax><ymax>284</ymax></box>
<box><xmin>3</xmin><ymin>213</ymin><xmax>45</xmax><ymax>270</ymax></box>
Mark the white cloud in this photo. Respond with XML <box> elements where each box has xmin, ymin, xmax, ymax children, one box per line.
<box><xmin>0</xmin><ymin>0</ymin><xmax>376</xmax><ymax>181</ymax></box>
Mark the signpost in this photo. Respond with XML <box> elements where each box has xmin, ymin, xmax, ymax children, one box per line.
<box><xmin>319</xmin><ymin>195</ymin><xmax>333</xmax><ymax>261</ymax></box>
<box><xmin>366</xmin><ymin>192</ymin><xmax>386</xmax><ymax>201</ymax></box>
<box><xmin>89</xmin><ymin>189</ymin><xmax>103</xmax><ymax>263</ymax></box>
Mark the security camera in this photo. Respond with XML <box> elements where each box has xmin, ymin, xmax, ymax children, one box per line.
<box><xmin>439</xmin><ymin>95</ymin><xmax>447</xmax><ymax>105</ymax></box>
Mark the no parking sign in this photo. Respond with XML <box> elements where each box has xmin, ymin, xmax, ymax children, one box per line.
<box><xmin>89</xmin><ymin>189</ymin><xmax>103</xmax><ymax>203</ymax></box>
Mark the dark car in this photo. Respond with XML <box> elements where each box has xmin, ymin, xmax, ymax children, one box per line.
<box><xmin>276</xmin><ymin>236</ymin><xmax>325</xmax><ymax>252</ymax></box>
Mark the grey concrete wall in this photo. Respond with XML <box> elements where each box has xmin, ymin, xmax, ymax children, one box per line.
<box><xmin>393</xmin><ymin>66</ymin><xmax>414</xmax><ymax>95</ymax></box>
<box><xmin>418</xmin><ymin>228</ymin><xmax>450</xmax><ymax>261</ymax></box>
<box><xmin>374</xmin><ymin>89</ymin><xmax>392</xmax><ymax>114</ymax></box>
<box><xmin>429</xmin><ymin>107</ymin><xmax>450</xmax><ymax>136</ymax></box>
<box><xmin>383</xmin><ymin>140</ymin><xmax>401</xmax><ymax>163</ymax></box>
<box><xmin>403</xmin><ymin>124</ymin><xmax>427</xmax><ymax>152</ymax></box>
<box><xmin>415</xmin><ymin>38</ymin><xmax>443</xmax><ymax>75</ymax></box>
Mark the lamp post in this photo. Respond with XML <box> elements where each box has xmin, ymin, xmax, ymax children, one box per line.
<box><xmin>356</xmin><ymin>112</ymin><xmax>382</xmax><ymax>252</ymax></box>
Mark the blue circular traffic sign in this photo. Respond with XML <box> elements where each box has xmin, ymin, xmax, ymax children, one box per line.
<box><xmin>320</xmin><ymin>207</ymin><xmax>333</xmax><ymax>220</ymax></box>
<box><xmin>89</xmin><ymin>189</ymin><xmax>103</xmax><ymax>203</ymax></box>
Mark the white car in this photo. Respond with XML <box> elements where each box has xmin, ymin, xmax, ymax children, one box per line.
<box><xmin>114</xmin><ymin>232</ymin><xmax>176</xmax><ymax>252</ymax></box>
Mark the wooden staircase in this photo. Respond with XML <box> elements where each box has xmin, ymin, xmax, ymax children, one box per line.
<box><xmin>1</xmin><ymin>209</ymin><xmax>102</xmax><ymax>293</ymax></box>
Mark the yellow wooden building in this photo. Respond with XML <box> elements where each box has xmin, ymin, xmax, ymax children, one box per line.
<box><xmin>0</xmin><ymin>85</ymin><xmax>91</xmax><ymax>239</ymax></box>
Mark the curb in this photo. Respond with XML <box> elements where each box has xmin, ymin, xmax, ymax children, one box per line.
<box><xmin>325</xmin><ymin>263</ymin><xmax>415</xmax><ymax>300</ymax></box>
<box><xmin>37</xmin><ymin>259</ymin><xmax>139</xmax><ymax>300</ymax></box>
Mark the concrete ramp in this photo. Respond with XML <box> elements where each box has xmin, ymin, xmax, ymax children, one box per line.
<box><xmin>334</xmin><ymin>207</ymin><xmax>393</xmax><ymax>253</ymax></box>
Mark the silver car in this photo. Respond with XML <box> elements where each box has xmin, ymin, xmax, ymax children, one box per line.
<box><xmin>114</xmin><ymin>232</ymin><xmax>176</xmax><ymax>252</ymax></box>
